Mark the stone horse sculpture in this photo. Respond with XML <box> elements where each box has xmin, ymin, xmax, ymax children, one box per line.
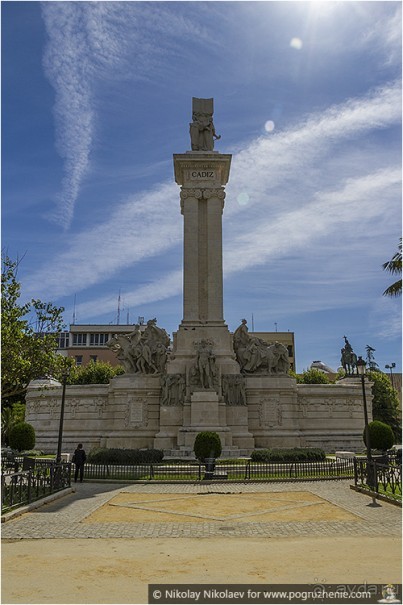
<box><xmin>106</xmin><ymin>319</ymin><xmax>170</xmax><ymax>375</ymax></box>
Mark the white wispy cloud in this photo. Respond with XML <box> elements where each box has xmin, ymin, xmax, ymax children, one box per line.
<box><xmin>42</xmin><ymin>3</ymin><xmax>95</xmax><ymax>229</ymax></box>
<box><xmin>41</xmin><ymin>2</ymin><xmax>222</xmax><ymax>229</ymax></box>
<box><xmin>23</xmin><ymin>79</ymin><xmax>401</xmax><ymax>323</ymax></box>
<box><xmin>24</xmin><ymin>181</ymin><xmax>180</xmax><ymax>298</ymax></box>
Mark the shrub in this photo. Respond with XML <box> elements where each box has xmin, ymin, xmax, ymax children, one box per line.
<box><xmin>87</xmin><ymin>448</ymin><xmax>164</xmax><ymax>465</ymax></box>
<box><xmin>193</xmin><ymin>432</ymin><xmax>222</xmax><ymax>461</ymax></box>
<box><xmin>250</xmin><ymin>448</ymin><xmax>326</xmax><ymax>463</ymax></box>
<box><xmin>68</xmin><ymin>361</ymin><xmax>125</xmax><ymax>385</ymax></box>
<box><xmin>363</xmin><ymin>420</ymin><xmax>394</xmax><ymax>452</ymax></box>
<box><xmin>8</xmin><ymin>422</ymin><xmax>36</xmax><ymax>452</ymax></box>
<box><xmin>20</xmin><ymin>449</ymin><xmax>44</xmax><ymax>457</ymax></box>
<box><xmin>296</xmin><ymin>369</ymin><xmax>331</xmax><ymax>384</ymax></box>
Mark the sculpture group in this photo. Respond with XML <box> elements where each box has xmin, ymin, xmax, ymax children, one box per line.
<box><xmin>233</xmin><ymin>319</ymin><xmax>290</xmax><ymax>375</ymax></box>
<box><xmin>106</xmin><ymin>319</ymin><xmax>170</xmax><ymax>375</ymax></box>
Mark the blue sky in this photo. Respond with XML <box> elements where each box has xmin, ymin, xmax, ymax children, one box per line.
<box><xmin>2</xmin><ymin>1</ymin><xmax>402</xmax><ymax>373</ymax></box>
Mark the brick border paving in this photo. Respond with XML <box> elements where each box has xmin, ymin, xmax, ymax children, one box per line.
<box><xmin>1</xmin><ymin>480</ymin><xmax>400</xmax><ymax>540</ymax></box>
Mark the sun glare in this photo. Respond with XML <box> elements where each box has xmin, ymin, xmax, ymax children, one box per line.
<box><xmin>264</xmin><ymin>120</ymin><xmax>275</xmax><ymax>133</ymax></box>
<box><xmin>290</xmin><ymin>37</ymin><xmax>303</xmax><ymax>50</ymax></box>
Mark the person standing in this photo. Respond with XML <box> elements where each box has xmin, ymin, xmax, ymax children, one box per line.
<box><xmin>72</xmin><ymin>443</ymin><xmax>86</xmax><ymax>483</ymax></box>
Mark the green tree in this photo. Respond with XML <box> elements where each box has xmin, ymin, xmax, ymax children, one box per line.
<box><xmin>295</xmin><ymin>369</ymin><xmax>331</xmax><ymax>384</ymax></box>
<box><xmin>367</xmin><ymin>370</ymin><xmax>401</xmax><ymax>442</ymax></box>
<box><xmin>1</xmin><ymin>402</ymin><xmax>26</xmax><ymax>446</ymax></box>
<box><xmin>1</xmin><ymin>256</ymin><xmax>65</xmax><ymax>406</ymax></box>
<box><xmin>382</xmin><ymin>239</ymin><xmax>402</xmax><ymax>297</ymax></box>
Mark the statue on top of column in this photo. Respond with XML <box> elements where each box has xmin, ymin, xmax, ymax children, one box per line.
<box><xmin>189</xmin><ymin>97</ymin><xmax>221</xmax><ymax>151</ymax></box>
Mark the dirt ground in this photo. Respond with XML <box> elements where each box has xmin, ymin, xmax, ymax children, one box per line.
<box><xmin>2</xmin><ymin>535</ymin><xmax>401</xmax><ymax>604</ymax></box>
<box><xmin>84</xmin><ymin>491</ymin><xmax>358</xmax><ymax>524</ymax></box>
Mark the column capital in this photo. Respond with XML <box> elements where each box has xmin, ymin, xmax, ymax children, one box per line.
<box><xmin>180</xmin><ymin>188</ymin><xmax>203</xmax><ymax>200</ymax></box>
<box><xmin>202</xmin><ymin>188</ymin><xmax>226</xmax><ymax>200</ymax></box>
<box><xmin>180</xmin><ymin>188</ymin><xmax>203</xmax><ymax>214</ymax></box>
<box><xmin>180</xmin><ymin>187</ymin><xmax>226</xmax><ymax>213</ymax></box>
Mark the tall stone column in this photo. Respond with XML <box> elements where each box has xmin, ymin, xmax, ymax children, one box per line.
<box><xmin>180</xmin><ymin>186</ymin><xmax>226</xmax><ymax>325</ymax></box>
<box><xmin>175</xmin><ymin>154</ymin><xmax>231</xmax><ymax>327</ymax></box>
<box><xmin>169</xmin><ymin>153</ymin><xmax>239</xmax><ymax>374</ymax></box>
<box><xmin>154</xmin><ymin>103</ymin><xmax>256</xmax><ymax>454</ymax></box>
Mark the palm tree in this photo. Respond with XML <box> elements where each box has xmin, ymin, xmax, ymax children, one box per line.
<box><xmin>383</xmin><ymin>239</ymin><xmax>402</xmax><ymax>297</ymax></box>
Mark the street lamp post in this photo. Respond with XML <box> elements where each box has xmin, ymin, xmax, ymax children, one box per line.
<box><xmin>385</xmin><ymin>363</ymin><xmax>396</xmax><ymax>390</ymax></box>
<box><xmin>356</xmin><ymin>356</ymin><xmax>380</xmax><ymax>506</ymax></box>
<box><xmin>356</xmin><ymin>356</ymin><xmax>372</xmax><ymax>463</ymax></box>
<box><xmin>56</xmin><ymin>363</ymin><xmax>71</xmax><ymax>464</ymax></box>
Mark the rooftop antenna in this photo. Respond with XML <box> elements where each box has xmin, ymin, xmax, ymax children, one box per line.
<box><xmin>127</xmin><ymin>309</ymin><xmax>130</xmax><ymax>324</ymax></box>
<box><xmin>274</xmin><ymin>322</ymin><xmax>278</xmax><ymax>332</ymax></box>
<box><xmin>117</xmin><ymin>290</ymin><xmax>121</xmax><ymax>325</ymax></box>
<box><xmin>72</xmin><ymin>294</ymin><xmax>77</xmax><ymax>325</ymax></box>
<box><xmin>251</xmin><ymin>313</ymin><xmax>255</xmax><ymax>332</ymax></box>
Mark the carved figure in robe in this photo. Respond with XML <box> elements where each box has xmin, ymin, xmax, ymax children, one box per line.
<box><xmin>189</xmin><ymin>98</ymin><xmax>221</xmax><ymax>152</ymax></box>
<box><xmin>196</xmin><ymin>339</ymin><xmax>216</xmax><ymax>389</ymax></box>
<box><xmin>233</xmin><ymin>319</ymin><xmax>251</xmax><ymax>369</ymax></box>
<box><xmin>233</xmin><ymin>321</ymin><xmax>290</xmax><ymax>375</ymax></box>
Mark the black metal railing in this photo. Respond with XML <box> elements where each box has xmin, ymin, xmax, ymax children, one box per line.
<box><xmin>353</xmin><ymin>457</ymin><xmax>402</xmax><ymax>503</ymax></box>
<box><xmin>80</xmin><ymin>458</ymin><xmax>354</xmax><ymax>482</ymax></box>
<box><xmin>1</xmin><ymin>463</ymin><xmax>71</xmax><ymax>514</ymax></box>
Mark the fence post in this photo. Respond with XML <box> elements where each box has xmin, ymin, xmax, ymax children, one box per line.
<box><xmin>27</xmin><ymin>470</ymin><xmax>32</xmax><ymax>503</ymax></box>
<box><xmin>353</xmin><ymin>457</ymin><xmax>358</xmax><ymax>486</ymax></box>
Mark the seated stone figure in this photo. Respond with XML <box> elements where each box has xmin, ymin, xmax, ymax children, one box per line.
<box><xmin>189</xmin><ymin>97</ymin><xmax>221</xmax><ymax>151</ymax></box>
<box><xmin>233</xmin><ymin>320</ymin><xmax>290</xmax><ymax>375</ymax></box>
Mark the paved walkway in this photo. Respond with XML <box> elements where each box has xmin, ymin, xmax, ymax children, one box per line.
<box><xmin>2</xmin><ymin>481</ymin><xmax>401</xmax><ymax>604</ymax></box>
<box><xmin>2</xmin><ymin>480</ymin><xmax>400</xmax><ymax>539</ymax></box>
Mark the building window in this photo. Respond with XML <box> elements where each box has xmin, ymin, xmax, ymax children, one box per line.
<box><xmin>89</xmin><ymin>333</ymin><xmax>109</xmax><ymax>346</ymax></box>
<box><xmin>287</xmin><ymin>345</ymin><xmax>293</xmax><ymax>357</ymax></box>
<box><xmin>57</xmin><ymin>332</ymin><xmax>69</xmax><ymax>348</ymax></box>
<box><xmin>73</xmin><ymin>333</ymin><xmax>87</xmax><ymax>346</ymax></box>
<box><xmin>90</xmin><ymin>355</ymin><xmax>98</xmax><ymax>363</ymax></box>
<box><xmin>75</xmin><ymin>355</ymin><xmax>83</xmax><ymax>366</ymax></box>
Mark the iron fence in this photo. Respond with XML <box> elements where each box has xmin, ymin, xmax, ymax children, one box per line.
<box><xmin>353</xmin><ymin>458</ymin><xmax>402</xmax><ymax>503</ymax></box>
<box><xmin>81</xmin><ymin>458</ymin><xmax>354</xmax><ymax>482</ymax></box>
<box><xmin>1</xmin><ymin>463</ymin><xmax>71</xmax><ymax>514</ymax></box>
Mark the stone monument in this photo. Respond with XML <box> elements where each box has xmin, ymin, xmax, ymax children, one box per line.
<box><xmin>154</xmin><ymin>97</ymin><xmax>254</xmax><ymax>454</ymax></box>
<box><xmin>25</xmin><ymin>98</ymin><xmax>373</xmax><ymax>456</ymax></box>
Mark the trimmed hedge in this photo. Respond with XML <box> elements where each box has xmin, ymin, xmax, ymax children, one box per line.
<box><xmin>363</xmin><ymin>420</ymin><xmax>395</xmax><ymax>452</ymax></box>
<box><xmin>194</xmin><ymin>432</ymin><xmax>222</xmax><ymax>461</ymax></box>
<box><xmin>250</xmin><ymin>448</ymin><xmax>326</xmax><ymax>463</ymax></box>
<box><xmin>8</xmin><ymin>422</ymin><xmax>36</xmax><ymax>452</ymax></box>
<box><xmin>87</xmin><ymin>448</ymin><xmax>164</xmax><ymax>465</ymax></box>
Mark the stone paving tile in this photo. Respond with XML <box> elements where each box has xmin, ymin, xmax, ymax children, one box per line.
<box><xmin>2</xmin><ymin>480</ymin><xmax>400</xmax><ymax>540</ymax></box>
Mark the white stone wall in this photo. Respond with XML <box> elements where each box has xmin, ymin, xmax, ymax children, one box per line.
<box><xmin>26</xmin><ymin>376</ymin><xmax>372</xmax><ymax>455</ymax></box>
